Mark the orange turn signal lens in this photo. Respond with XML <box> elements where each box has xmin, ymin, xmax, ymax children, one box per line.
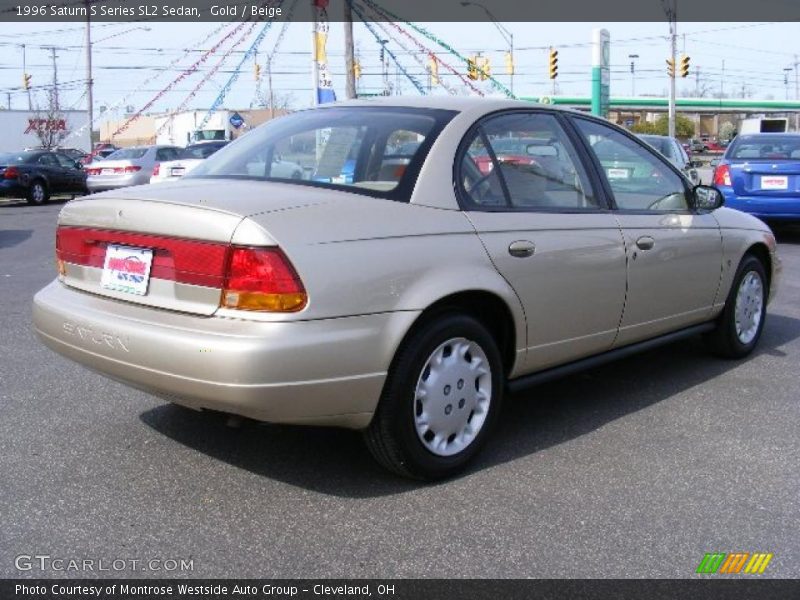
<box><xmin>222</xmin><ymin>291</ymin><xmax>307</xmax><ymax>312</ymax></box>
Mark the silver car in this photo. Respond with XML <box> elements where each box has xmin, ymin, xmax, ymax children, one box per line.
<box><xmin>86</xmin><ymin>145</ymin><xmax>180</xmax><ymax>192</ymax></box>
<box><xmin>33</xmin><ymin>98</ymin><xmax>781</xmax><ymax>479</ymax></box>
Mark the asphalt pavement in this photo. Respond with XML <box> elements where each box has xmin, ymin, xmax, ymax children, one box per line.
<box><xmin>1</xmin><ymin>198</ymin><xmax>798</xmax><ymax>579</ymax></box>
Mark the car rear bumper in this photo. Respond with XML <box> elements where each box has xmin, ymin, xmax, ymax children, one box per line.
<box><xmin>722</xmin><ymin>192</ymin><xmax>800</xmax><ymax>219</ymax></box>
<box><xmin>87</xmin><ymin>174</ymin><xmax>148</xmax><ymax>192</ymax></box>
<box><xmin>33</xmin><ymin>280</ymin><xmax>418</xmax><ymax>429</ymax></box>
<box><xmin>0</xmin><ymin>180</ymin><xmax>26</xmax><ymax>197</ymax></box>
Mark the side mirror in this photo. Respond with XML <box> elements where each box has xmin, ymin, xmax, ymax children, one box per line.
<box><xmin>709</xmin><ymin>158</ymin><xmax>720</xmax><ymax>169</ymax></box>
<box><xmin>74</xmin><ymin>161</ymin><xmax>83</xmax><ymax>169</ymax></box>
<box><xmin>692</xmin><ymin>185</ymin><xmax>724</xmax><ymax>211</ymax></box>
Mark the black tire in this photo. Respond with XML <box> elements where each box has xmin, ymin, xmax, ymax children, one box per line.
<box><xmin>26</xmin><ymin>179</ymin><xmax>49</xmax><ymax>205</ymax></box>
<box><xmin>705</xmin><ymin>254</ymin><xmax>768</xmax><ymax>359</ymax></box>
<box><xmin>364</xmin><ymin>313</ymin><xmax>504</xmax><ymax>480</ymax></box>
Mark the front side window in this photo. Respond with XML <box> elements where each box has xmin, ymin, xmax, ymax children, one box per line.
<box><xmin>188</xmin><ymin>107</ymin><xmax>455</xmax><ymax>200</ymax></box>
<box><xmin>458</xmin><ymin>112</ymin><xmax>597</xmax><ymax>210</ymax></box>
<box><xmin>574</xmin><ymin>118</ymin><xmax>689</xmax><ymax>212</ymax></box>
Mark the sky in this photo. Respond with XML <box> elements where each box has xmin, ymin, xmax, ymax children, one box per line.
<box><xmin>0</xmin><ymin>19</ymin><xmax>797</xmax><ymax>126</ymax></box>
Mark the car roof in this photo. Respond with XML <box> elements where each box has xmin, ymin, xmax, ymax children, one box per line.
<box><xmin>315</xmin><ymin>96</ymin><xmax>578</xmax><ymax>115</ymax></box>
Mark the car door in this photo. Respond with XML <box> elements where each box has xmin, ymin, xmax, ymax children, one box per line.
<box><xmin>570</xmin><ymin>117</ymin><xmax>723</xmax><ymax>347</ymax></box>
<box><xmin>36</xmin><ymin>153</ymin><xmax>66</xmax><ymax>192</ymax></box>
<box><xmin>53</xmin><ymin>153</ymin><xmax>83</xmax><ymax>191</ymax></box>
<box><xmin>457</xmin><ymin>111</ymin><xmax>627</xmax><ymax>373</ymax></box>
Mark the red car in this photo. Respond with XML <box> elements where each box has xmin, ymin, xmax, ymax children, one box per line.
<box><xmin>472</xmin><ymin>137</ymin><xmax>562</xmax><ymax>175</ymax></box>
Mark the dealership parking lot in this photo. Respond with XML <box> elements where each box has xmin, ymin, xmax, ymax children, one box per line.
<box><xmin>1</xmin><ymin>199</ymin><xmax>798</xmax><ymax>578</ymax></box>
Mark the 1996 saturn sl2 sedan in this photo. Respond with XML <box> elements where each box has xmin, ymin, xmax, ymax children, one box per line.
<box><xmin>33</xmin><ymin>98</ymin><xmax>780</xmax><ymax>480</ymax></box>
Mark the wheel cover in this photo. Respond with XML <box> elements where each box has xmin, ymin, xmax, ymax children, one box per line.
<box><xmin>32</xmin><ymin>184</ymin><xmax>44</xmax><ymax>203</ymax></box>
<box><xmin>413</xmin><ymin>337</ymin><xmax>492</xmax><ymax>457</ymax></box>
<box><xmin>734</xmin><ymin>271</ymin><xmax>764</xmax><ymax>345</ymax></box>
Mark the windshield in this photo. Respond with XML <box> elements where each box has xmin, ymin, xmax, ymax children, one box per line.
<box><xmin>106</xmin><ymin>147</ymin><xmax>148</xmax><ymax>160</ymax></box>
<box><xmin>727</xmin><ymin>135</ymin><xmax>800</xmax><ymax>160</ymax></box>
<box><xmin>187</xmin><ymin>106</ymin><xmax>456</xmax><ymax>200</ymax></box>
<box><xmin>179</xmin><ymin>143</ymin><xmax>226</xmax><ymax>160</ymax></box>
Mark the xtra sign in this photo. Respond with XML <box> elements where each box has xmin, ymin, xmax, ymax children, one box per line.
<box><xmin>24</xmin><ymin>118</ymin><xmax>67</xmax><ymax>134</ymax></box>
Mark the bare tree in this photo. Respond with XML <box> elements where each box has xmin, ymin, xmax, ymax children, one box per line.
<box><xmin>27</xmin><ymin>89</ymin><xmax>70</xmax><ymax>149</ymax></box>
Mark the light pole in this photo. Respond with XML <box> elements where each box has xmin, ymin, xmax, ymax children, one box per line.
<box><xmin>460</xmin><ymin>1</ymin><xmax>514</xmax><ymax>96</ymax></box>
<box><xmin>628</xmin><ymin>53</ymin><xmax>639</xmax><ymax>97</ymax></box>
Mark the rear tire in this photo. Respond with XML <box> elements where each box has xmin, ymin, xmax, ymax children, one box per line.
<box><xmin>26</xmin><ymin>180</ymin><xmax>49</xmax><ymax>205</ymax></box>
<box><xmin>705</xmin><ymin>254</ymin><xmax>767</xmax><ymax>359</ymax></box>
<box><xmin>364</xmin><ymin>313</ymin><xmax>504</xmax><ymax>480</ymax></box>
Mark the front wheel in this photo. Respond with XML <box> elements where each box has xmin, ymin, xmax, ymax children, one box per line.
<box><xmin>364</xmin><ymin>314</ymin><xmax>504</xmax><ymax>480</ymax></box>
<box><xmin>705</xmin><ymin>254</ymin><xmax>768</xmax><ymax>359</ymax></box>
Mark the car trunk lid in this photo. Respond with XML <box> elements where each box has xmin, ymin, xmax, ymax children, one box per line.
<box><xmin>732</xmin><ymin>160</ymin><xmax>800</xmax><ymax>197</ymax></box>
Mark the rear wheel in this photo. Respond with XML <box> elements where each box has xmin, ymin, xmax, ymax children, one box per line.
<box><xmin>26</xmin><ymin>180</ymin><xmax>48</xmax><ymax>205</ymax></box>
<box><xmin>364</xmin><ymin>313</ymin><xmax>504</xmax><ymax>480</ymax></box>
<box><xmin>705</xmin><ymin>254</ymin><xmax>767</xmax><ymax>359</ymax></box>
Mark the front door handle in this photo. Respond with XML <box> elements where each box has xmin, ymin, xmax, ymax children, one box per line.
<box><xmin>635</xmin><ymin>236</ymin><xmax>655</xmax><ymax>251</ymax></box>
<box><xmin>508</xmin><ymin>240</ymin><xmax>535</xmax><ymax>258</ymax></box>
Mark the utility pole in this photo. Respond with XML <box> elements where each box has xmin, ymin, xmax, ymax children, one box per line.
<box><xmin>85</xmin><ymin>0</ymin><xmax>94</xmax><ymax>147</ymax></box>
<box><xmin>267</xmin><ymin>55</ymin><xmax>275</xmax><ymax>119</ymax></box>
<box><xmin>343</xmin><ymin>0</ymin><xmax>356</xmax><ymax>99</ymax></box>
<box><xmin>665</xmin><ymin>0</ymin><xmax>677</xmax><ymax>139</ymax></box>
<box><xmin>794</xmin><ymin>54</ymin><xmax>799</xmax><ymax>101</ymax></box>
<box><xmin>720</xmin><ymin>59</ymin><xmax>725</xmax><ymax>98</ymax></box>
<box><xmin>48</xmin><ymin>46</ymin><xmax>60</xmax><ymax>110</ymax></box>
<box><xmin>21</xmin><ymin>44</ymin><xmax>31</xmax><ymax>110</ymax></box>
<box><xmin>695</xmin><ymin>66</ymin><xmax>700</xmax><ymax>97</ymax></box>
<box><xmin>6</xmin><ymin>92</ymin><xmax>10</xmax><ymax>109</ymax></box>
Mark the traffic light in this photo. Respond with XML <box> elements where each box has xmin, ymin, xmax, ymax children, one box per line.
<box><xmin>679</xmin><ymin>54</ymin><xmax>690</xmax><ymax>78</ymax></box>
<box><xmin>478</xmin><ymin>56</ymin><xmax>491</xmax><ymax>81</ymax></box>
<box><xmin>428</xmin><ymin>55</ymin><xmax>439</xmax><ymax>85</ymax></box>
<box><xmin>504</xmin><ymin>51</ymin><xmax>515</xmax><ymax>76</ymax></box>
<box><xmin>467</xmin><ymin>56</ymin><xmax>479</xmax><ymax>81</ymax></box>
<box><xmin>548</xmin><ymin>48</ymin><xmax>558</xmax><ymax>80</ymax></box>
<box><xmin>254</xmin><ymin>63</ymin><xmax>261</xmax><ymax>80</ymax></box>
<box><xmin>22</xmin><ymin>73</ymin><xmax>31</xmax><ymax>90</ymax></box>
<box><xmin>353</xmin><ymin>60</ymin><xmax>362</xmax><ymax>80</ymax></box>
<box><xmin>666</xmin><ymin>57</ymin><xmax>675</xmax><ymax>78</ymax></box>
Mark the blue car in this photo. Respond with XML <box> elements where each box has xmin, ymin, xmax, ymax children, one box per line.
<box><xmin>712</xmin><ymin>133</ymin><xmax>800</xmax><ymax>221</ymax></box>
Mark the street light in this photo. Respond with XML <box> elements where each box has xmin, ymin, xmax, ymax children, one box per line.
<box><xmin>628</xmin><ymin>54</ymin><xmax>639</xmax><ymax>97</ymax></box>
<box><xmin>460</xmin><ymin>1</ymin><xmax>514</xmax><ymax>96</ymax></box>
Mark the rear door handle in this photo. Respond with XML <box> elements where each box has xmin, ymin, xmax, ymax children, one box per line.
<box><xmin>508</xmin><ymin>240</ymin><xmax>535</xmax><ymax>258</ymax></box>
<box><xmin>635</xmin><ymin>236</ymin><xmax>655</xmax><ymax>251</ymax></box>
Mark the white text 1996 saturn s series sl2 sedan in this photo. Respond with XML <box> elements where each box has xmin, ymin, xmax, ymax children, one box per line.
<box><xmin>33</xmin><ymin>98</ymin><xmax>780</xmax><ymax>479</ymax></box>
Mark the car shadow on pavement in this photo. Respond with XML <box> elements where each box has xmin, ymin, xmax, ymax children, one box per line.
<box><xmin>0</xmin><ymin>229</ymin><xmax>32</xmax><ymax>249</ymax></box>
<box><xmin>773</xmin><ymin>224</ymin><xmax>800</xmax><ymax>245</ymax></box>
<box><xmin>139</xmin><ymin>314</ymin><xmax>800</xmax><ymax>498</ymax></box>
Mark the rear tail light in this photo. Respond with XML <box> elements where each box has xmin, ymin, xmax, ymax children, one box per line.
<box><xmin>85</xmin><ymin>167</ymin><xmax>100</xmax><ymax>175</ymax></box>
<box><xmin>3</xmin><ymin>166</ymin><xmax>19</xmax><ymax>179</ymax></box>
<box><xmin>713</xmin><ymin>164</ymin><xmax>732</xmax><ymax>187</ymax></box>
<box><xmin>152</xmin><ymin>164</ymin><xmax>160</xmax><ymax>177</ymax></box>
<box><xmin>222</xmin><ymin>247</ymin><xmax>307</xmax><ymax>312</ymax></box>
<box><xmin>116</xmin><ymin>166</ymin><xmax>141</xmax><ymax>174</ymax></box>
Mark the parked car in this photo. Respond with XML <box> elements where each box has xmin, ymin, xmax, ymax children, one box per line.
<box><xmin>33</xmin><ymin>98</ymin><xmax>780</xmax><ymax>479</ymax></box>
<box><xmin>712</xmin><ymin>132</ymin><xmax>800</xmax><ymax>220</ymax></box>
<box><xmin>0</xmin><ymin>150</ymin><xmax>87</xmax><ymax>204</ymax></box>
<box><xmin>637</xmin><ymin>134</ymin><xmax>699</xmax><ymax>183</ymax></box>
<box><xmin>150</xmin><ymin>141</ymin><xmax>229</xmax><ymax>184</ymax></box>
<box><xmin>85</xmin><ymin>145</ymin><xmax>180</xmax><ymax>192</ymax></box>
<box><xmin>688</xmin><ymin>138</ymin><xmax>706</xmax><ymax>153</ymax></box>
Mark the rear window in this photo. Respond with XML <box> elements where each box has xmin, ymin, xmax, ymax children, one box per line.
<box><xmin>187</xmin><ymin>106</ymin><xmax>456</xmax><ymax>201</ymax></box>
<box><xmin>179</xmin><ymin>143</ymin><xmax>226</xmax><ymax>160</ymax></box>
<box><xmin>0</xmin><ymin>153</ymin><xmax>31</xmax><ymax>164</ymax></box>
<box><xmin>107</xmin><ymin>148</ymin><xmax>148</xmax><ymax>160</ymax></box>
<box><xmin>728</xmin><ymin>136</ymin><xmax>800</xmax><ymax>160</ymax></box>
